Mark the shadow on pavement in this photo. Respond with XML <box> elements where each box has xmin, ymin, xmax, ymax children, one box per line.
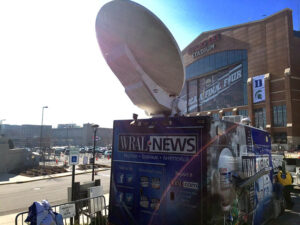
<box><xmin>0</xmin><ymin>173</ymin><xmax>17</xmax><ymax>182</ymax></box>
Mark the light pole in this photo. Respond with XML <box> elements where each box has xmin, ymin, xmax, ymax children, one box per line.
<box><xmin>91</xmin><ymin>123</ymin><xmax>99</xmax><ymax>181</ymax></box>
<box><xmin>40</xmin><ymin>106</ymin><xmax>48</xmax><ymax>165</ymax></box>
<box><xmin>66</xmin><ymin>125</ymin><xmax>69</xmax><ymax>147</ymax></box>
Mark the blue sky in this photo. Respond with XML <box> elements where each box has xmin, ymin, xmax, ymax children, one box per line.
<box><xmin>0</xmin><ymin>0</ymin><xmax>299</xmax><ymax>128</ymax></box>
<box><xmin>133</xmin><ymin>0</ymin><xmax>300</xmax><ymax>49</ymax></box>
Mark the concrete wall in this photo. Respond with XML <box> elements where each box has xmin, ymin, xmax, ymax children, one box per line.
<box><xmin>0</xmin><ymin>137</ymin><xmax>38</xmax><ymax>174</ymax></box>
<box><xmin>0</xmin><ymin>138</ymin><xmax>9</xmax><ymax>173</ymax></box>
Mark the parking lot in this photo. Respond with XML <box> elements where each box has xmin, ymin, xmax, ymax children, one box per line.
<box><xmin>42</xmin><ymin>151</ymin><xmax>112</xmax><ymax>168</ymax></box>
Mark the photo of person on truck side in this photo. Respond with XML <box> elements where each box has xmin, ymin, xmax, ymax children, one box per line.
<box><xmin>208</xmin><ymin>121</ymin><xmax>246</xmax><ymax>225</ymax></box>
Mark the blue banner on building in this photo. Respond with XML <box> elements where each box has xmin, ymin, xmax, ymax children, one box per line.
<box><xmin>252</xmin><ymin>75</ymin><xmax>265</xmax><ymax>103</ymax></box>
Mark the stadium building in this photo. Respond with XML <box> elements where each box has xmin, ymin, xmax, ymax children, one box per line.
<box><xmin>180</xmin><ymin>9</ymin><xmax>300</xmax><ymax>151</ymax></box>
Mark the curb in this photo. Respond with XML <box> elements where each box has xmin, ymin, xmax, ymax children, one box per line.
<box><xmin>0</xmin><ymin>167</ymin><xmax>110</xmax><ymax>185</ymax></box>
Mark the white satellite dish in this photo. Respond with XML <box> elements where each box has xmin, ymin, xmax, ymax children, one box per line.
<box><xmin>96</xmin><ymin>0</ymin><xmax>185</xmax><ymax>116</ymax></box>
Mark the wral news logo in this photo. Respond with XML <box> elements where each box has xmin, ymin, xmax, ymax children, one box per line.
<box><xmin>118</xmin><ymin>135</ymin><xmax>197</xmax><ymax>154</ymax></box>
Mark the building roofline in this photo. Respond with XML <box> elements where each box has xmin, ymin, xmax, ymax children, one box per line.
<box><xmin>182</xmin><ymin>8</ymin><xmax>293</xmax><ymax>53</ymax></box>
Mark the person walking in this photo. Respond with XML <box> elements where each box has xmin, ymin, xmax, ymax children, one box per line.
<box><xmin>277</xmin><ymin>165</ymin><xmax>294</xmax><ymax>208</ymax></box>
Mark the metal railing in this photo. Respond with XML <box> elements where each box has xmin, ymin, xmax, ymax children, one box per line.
<box><xmin>15</xmin><ymin>195</ymin><xmax>108</xmax><ymax>225</ymax></box>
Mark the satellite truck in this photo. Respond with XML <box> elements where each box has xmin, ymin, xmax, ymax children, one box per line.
<box><xmin>95</xmin><ymin>0</ymin><xmax>284</xmax><ymax>224</ymax></box>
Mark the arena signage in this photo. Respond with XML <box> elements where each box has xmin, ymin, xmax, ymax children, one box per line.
<box><xmin>187</xmin><ymin>63</ymin><xmax>244</xmax><ymax>112</ymax></box>
<box><xmin>188</xmin><ymin>33</ymin><xmax>221</xmax><ymax>57</ymax></box>
<box><xmin>118</xmin><ymin>134</ymin><xmax>197</xmax><ymax>154</ymax></box>
<box><xmin>199</xmin><ymin>64</ymin><xmax>242</xmax><ymax>104</ymax></box>
<box><xmin>192</xmin><ymin>44</ymin><xmax>215</xmax><ymax>58</ymax></box>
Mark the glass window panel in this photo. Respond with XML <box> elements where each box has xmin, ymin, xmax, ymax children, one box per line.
<box><xmin>224</xmin><ymin>111</ymin><xmax>233</xmax><ymax>116</ymax></box>
<box><xmin>278</xmin><ymin>105</ymin><xmax>283</xmax><ymax>126</ymax></box>
<box><xmin>254</xmin><ymin>110</ymin><xmax>259</xmax><ymax>128</ymax></box>
<box><xmin>179</xmin><ymin>83</ymin><xmax>188</xmax><ymax>114</ymax></box>
<box><xmin>273</xmin><ymin>106</ymin><xmax>278</xmax><ymax>127</ymax></box>
<box><xmin>187</xmin><ymin>79</ymin><xmax>198</xmax><ymax>113</ymax></box>
<box><xmin>282</xmin><ymin>105</ymin><xmax>287</xmax><ymax>126</ymax></box>
<box><xmin>262</xmin><ymin>108</ymin><xmax>266</xmax><ymax>129</ymax></box>
<box><xmin>212</xmin><ymin>113</ymin><xmax>219</xmax><ymax>120</ymax></box>
<box><xmin>258</xmin><ymin>110</ymin><xmax>262</xmax><ymax>128</ymax></box>
<box><xmin>238</xmin><ymin>109</ymin><xmax>248</xmax><ymax>117</ymax></box>
<box><xmin>254</xmin><ymin>108</ymin><xmax>266</xmax><ymax>129</ymax></box>
<box><xmin>273</xmin><ymin>132</ymin><xmax>287</xmax><ymax>144</ymax></box>
<box><xmin>273</xmin><ymin>105</ymin><xmax>287</xmax><ymax>127</ymax></box>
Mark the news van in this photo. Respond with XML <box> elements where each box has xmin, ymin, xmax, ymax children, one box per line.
<box><xmin>95</xmin><ymin>1</ymin><xmax>284</xmax><ymax>224</ymax></box>
<box><xmin>107</xmin><ymin>116</ymin><xmax>280</xmax><ymax>225</ymax></box>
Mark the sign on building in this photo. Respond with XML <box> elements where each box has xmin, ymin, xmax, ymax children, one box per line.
<box><xmin>253</xmin><ymin>75</ymin><xmax>265</xmax><ymax>103</ymax></box>
<box><xmin>187</xmin><ymin>63</ymin><xmax>244</xmax><ymax>112</ymax></box>
<box><xmin>188</xmin><ymin>33</ymin><xmax>221</xmax><ymax>58</ymax></box>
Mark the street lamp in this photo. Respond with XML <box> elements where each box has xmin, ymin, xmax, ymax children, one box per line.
<box><xmin>66</xmin><ymin>125</ymin><xmax>70</xmax><ymax>147</ymax></box>
<box><xmin>40</xmin><ymin>106</ymin><xmax>48</xmax><ymax>165</ymax></box>
<box><xmin>91</xmin><ymin>123</ymin><xmax>99</xmax><ymax>181</ymax></box>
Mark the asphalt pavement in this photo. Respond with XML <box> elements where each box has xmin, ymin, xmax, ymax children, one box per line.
<box><xmin>267</xmin><ymin>189</ymin><xmax>300</xmax><ymax>225</ymax></box>
<box><xmin>0</xmin><ymin>170</ymin><xmax>111</xmax><ymax>216</ymax></box>
<box><xmin>1</xmin><ymin>156</ymin><xmax>300</xmax><ymax>225</ymax></box>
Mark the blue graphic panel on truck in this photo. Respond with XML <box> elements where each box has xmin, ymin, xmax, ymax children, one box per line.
<box><xmin>109</xmin><ymin>117</ymin><xmax>207</xmax><ymax>225</ymax></box>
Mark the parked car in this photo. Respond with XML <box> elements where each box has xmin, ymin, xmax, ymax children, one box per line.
<box><xmin>96</xmin><ymin>148</ymin><xmax>106</xmax><ymax>154</ymax></box>
<box><xmin>55</xmin><ymin>148</ymin><xmax>65</xmax><ymax>156</ymax></box>
<box><xmin>104</xmin><ymin>150</ymin><xmax>112</xmax><ymax>157</ymax></box>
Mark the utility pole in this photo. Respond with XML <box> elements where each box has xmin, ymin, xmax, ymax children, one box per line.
<box><xmin>91</xmin><ymin>124</ymin><xmax>99</xmax><ymax>181</ymax></box>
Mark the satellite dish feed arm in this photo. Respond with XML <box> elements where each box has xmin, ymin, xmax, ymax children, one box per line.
<box><xmin>125</xmin><ymin>45</ymin><xmax>175</xmax><ymax>104</ymax></box>
<box><xmin>235</xmin><ymin>167</ymin><xmax>272</xmax><ymax>188</ymax></box>
<box><xmin>125</xmin><ymin>46</ymin><xmax>187</xmax><ymax>116</ymax></box>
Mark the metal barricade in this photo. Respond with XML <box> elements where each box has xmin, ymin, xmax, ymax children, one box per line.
<box><xmin>15</xmin><ymin>195</ymin><xmax>108</xmax><ymax>225</ymax></box>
